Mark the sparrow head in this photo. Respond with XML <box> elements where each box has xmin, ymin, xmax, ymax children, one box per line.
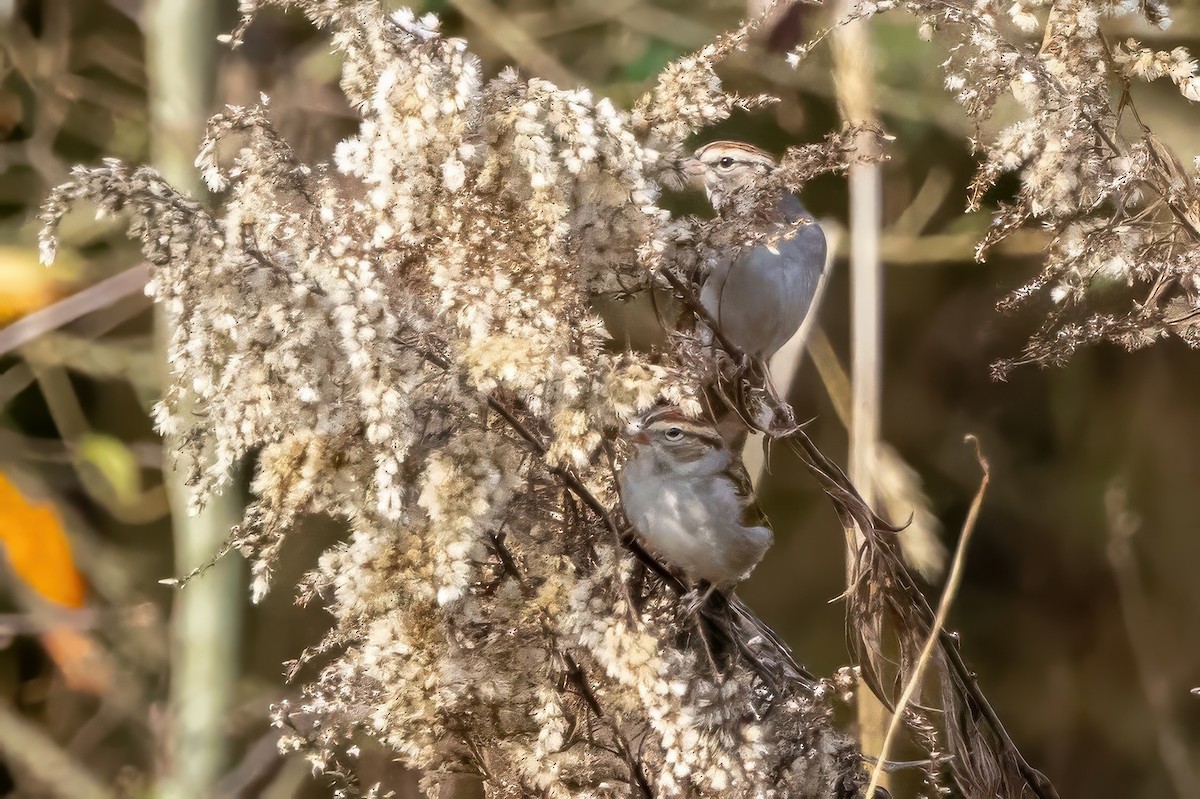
<box><xmin>626</xmin><ymin>406</ymin><xmax>725</xmax><ymax>468</ymax></box>
<box><xmin>683</xmin><ymin>141</ymin><xmax>777</xmax><ymax>210</ymax></box>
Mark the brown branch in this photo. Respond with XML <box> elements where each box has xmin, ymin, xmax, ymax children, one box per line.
<box><xmin>413</xmin><ymin>335</ymin><xmax>817</xmax><ymax>702</ymax></box>
<box><xmin>413</xmin><ymin>339</ymin><xmax>681</xmax><ymax>586</ymax></box>
<box><xmin>657</xmin><ymin>267</ymin><xmax>752</xmax><ymax>367</ymax></box>
<box><xmin>488</xmin><ymin>528</ymin><xmax>653</xmax><ymax>797</ymax></box>
<box><xmin>486</xmin><ymin>393</ymin><xmax>624</xmax><ymax>541</ymax></box>
<box><xmin>481</xmin><ymin>376</ymin><xmax>814</xmax><ymax>699</ymax></box>
<box><xmin>561</xmin><ymin>650</ymin><xmax>653</xmax><ymax>798</ymax></box>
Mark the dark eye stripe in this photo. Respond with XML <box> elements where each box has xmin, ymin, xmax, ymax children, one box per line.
<box><xmin>640</xmin><ymin>407</ymin><xmax>720</xmax><ymax>438</ymax></box>
<box><xmin>647</xmin><ymin>420</ymin><xmax>721</xmax><ymax>448</ymax></box>
<box><xmin>694</xmin><ymin>141</ymin><xmax>777</xmax><ymax>169</ymax></box>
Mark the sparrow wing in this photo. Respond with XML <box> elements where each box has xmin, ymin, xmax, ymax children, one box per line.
<box><xmin>774</xmin><ymin>196</ymin><xmax>827</xmax><ymax>313</ymax></box>
<box><xmin>703</xmin><ymin>196</ymin><xmax>827</xmax><ymax>360</ymax></box>
<box><xmin>728</xmin><ymin>458</ymin><xmax>771</xmax><ymax>531</ymax></box>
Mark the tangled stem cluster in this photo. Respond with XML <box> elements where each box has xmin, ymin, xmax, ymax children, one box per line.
<box><xmin>897</xmin><ymin>0</ymin><xmax>1200</xmax><ymax>375</ymax></box>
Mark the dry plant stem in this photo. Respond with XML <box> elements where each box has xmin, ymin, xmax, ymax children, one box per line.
<box><xmin>888</xmin><ymin>166</ymin><xmax>953</xmax><ymax>237</ymax></box>
<box><xmin>835</xmin><ymin>456</ymin><xmax>1058</xmax><ymax>798</ymax></box>
<box><xmin>807</xmin><ymin>326</ymin><xmax>946</xmax><ymax>578</ymax></box>
<box><xmin>0</xmin><ymin>265</ymin><xmax>150</xmax><ymax>358</ymax></box>
<box><xmin>0</xmin><ymin>296</ymin><xmax>155</xmax><ymax>418</ymax></box>
<box><xmin>27</xmin><ymin>362</ymin><xmax>89</xmax><ymax>442</ymax></box>
<box><xmin>213</xmin><ymin>728</ymin><xmax>286</xmax><ymax>799</ymax></box>
<box><xmin>0</xmin><ymin>1</ymin><xmax>72</xmax><ymax>185</ymax></box>
<box><xmin>0</xmin><ymin>700</ymin><xmax>114</xmax><ymax>799</ymax></box>
<box><xmin>22</xmin><ymin>360</ymin><xmax>169</xmax><ymax>523</ymax></box>
<box><xmin>1104</xmin><ymin>481</ymin><xmax>1200</xmax><ymax>799</ymax></box>
<box><xmin>863</xmin><ymin>436</ymin><xmax>988</xmax><ymax>799</ymax></box>
<box><xmin>417</xmin><ymin>345</ymin><xmax>631</xmax><ymax>552</ymax></box>
<box><xmin>832</xmin><ymin>2</ymin><xmax>889</xmax><ymax>770</ymax></box>
<box><xmin>488</xmin><ymin>533</ymin><xmax>654</xmax><ymax>798</ymax></box>
<box><xmin>658</xmin><ymin>269</ymin><xmax>757</xmax><ymax>372</ymax></box>
<box><xmin>147</xmin><ymin>1</ymin><xmax>243</xmax><ymax>797</ymax></box>
<box><xmin>447</xmin><ymin>0</ymin><xmax>579</xmax><ymax>87</ymax></box>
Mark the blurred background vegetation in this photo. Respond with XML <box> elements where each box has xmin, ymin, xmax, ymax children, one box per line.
<box><xmin>0</xmin><ymin>0</ymin><xmax>1198</xmax><ymax>796</ymax></box>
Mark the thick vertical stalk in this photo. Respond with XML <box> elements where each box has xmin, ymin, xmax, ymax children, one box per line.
<box><xmin>831</xmin><ymin>4</ymin><xmax>891</xmax><ymax>780</ymax></box>
<box><xmin>146</xmin><ymin>2</ymin><xmax>245</xmax><ymax>797</ymax></box>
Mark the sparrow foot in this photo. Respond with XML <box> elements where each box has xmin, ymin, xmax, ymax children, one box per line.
<box><xmin>683</xmin><ymin>583</ymin><xmax>720</xmax><ymax>617</ymax></box>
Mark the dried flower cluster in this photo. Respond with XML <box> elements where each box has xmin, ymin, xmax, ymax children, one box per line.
<box><xmin>885</xmin><ymin>0</ymin><xmax>1200</xmax><ymax>374</ymax></box>
<box><xmin>38</xmin><ymin>1</ymin><xmax>881</xmax><ymax>796</ymax></box>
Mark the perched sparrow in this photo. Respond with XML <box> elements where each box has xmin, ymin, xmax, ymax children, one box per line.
<box><xmin>617</xmin><ymin>406</ymin><xmax>772</xmax><ymax>591</ymax></box>
<box><xmin>684</xmin><ymin>141</ymin><xmax>827</xmax><ymax>363</ymax></box>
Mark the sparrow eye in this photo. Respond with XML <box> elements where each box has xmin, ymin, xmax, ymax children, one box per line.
<box><xmin>664</xmin><ymin>427</ymin><xmax>684</xmax><ymax>441</ymax></box>
<box><xmin>718</xmin><ymin>156</ymin><xmax>735</xmax><ymax>168</ymax></box>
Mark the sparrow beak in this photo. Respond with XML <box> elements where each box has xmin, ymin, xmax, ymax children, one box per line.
<box><xmin>679</xmin><ymin>156</ymin><xmax>705</xmax><ymax>189</ymax></box>
<box><xmin>625</xmin><ymin>421</ymin><xmax>650</xmax><ymax>445</ymax></box>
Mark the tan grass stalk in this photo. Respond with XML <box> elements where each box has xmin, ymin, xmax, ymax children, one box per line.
<box><xmin>862</xmin><ymin>436</ymin><xmax>988</xmax><ymax>798</ymax></box>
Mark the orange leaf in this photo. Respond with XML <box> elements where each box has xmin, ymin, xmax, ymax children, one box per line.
<box><xmin>0</xmin><ymin>246</ymin><xmax>72</xmax><ymax>325</ymax></box>
<box><xmin>0</xmin><ymin>472</ymin><xmax>86</xmax><ymax>609</ymax></box>
<box><xmin>39</xmin><ymin>628</ymin><xmax>112</xmax><ymax>695</ymax></box>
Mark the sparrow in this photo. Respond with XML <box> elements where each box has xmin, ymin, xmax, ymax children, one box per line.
<box><xmin>618</xmin><ymin>406</ymin><xmax>818</xmax><ymax>690</ymax></box>
<box><xmin>683</xmin><ymin>141</ymin><xmax>827</xmax><ymax>363</ymax></box>
<box><xmin>617</xmin><ymin>405</ymin><xmax>772</xmax><ymax>591</ymax></box>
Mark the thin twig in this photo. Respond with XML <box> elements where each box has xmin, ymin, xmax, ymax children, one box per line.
<box><xmin>888</xmin><ymin>166</ymin><xmax>954</xmax><ymax>237</ymax></box>
<box><xmin>415</xmin><ymin>338</ymin><xmax>810</xmax><ymax>697</ymax></box>
<box><xmin>807</xmin><ymin>327</ymin><xmax>947</xmax><ymax>578</ymax></box>
<box><xmin>488</xmin><ymin>529</ymin><xmax>653</xmax><ymax>797</ymax></box>
<box><xmin>0</xmin><ymin>700</ymin><xmax>114</xmax><ymax>799</ymax></box>
<box><xmin>657</xmin><ymin>268</ymin><xmax>753</xmax><ymax>367</ymax></box>
<box><xmin>213</xmin><ymin>728</ymin><xmax>286</xmax><ymax>799</ymax></box>
<box><xmin>863</xmin><ymin>435</ymin><xmax>988</xmax><ymax>799</ymax></box>
<box><xmin>417</xmin><ymin>344</ymin><xmax>641</xmax><ymax>559</ymax></box>
<box><xmin>562</xmin><ymin>649</ymin><xmax>653</xmax><ymax>797</ymax></box>
<box><xmin>782</xmin><ymin>415</ymin><xmax>1055</xmax><ymax>799</ymax></box>
<box><xmin>0</xmin><ymin>265</ymin><xmax>150</xmax><ymax>358</ymax></box>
